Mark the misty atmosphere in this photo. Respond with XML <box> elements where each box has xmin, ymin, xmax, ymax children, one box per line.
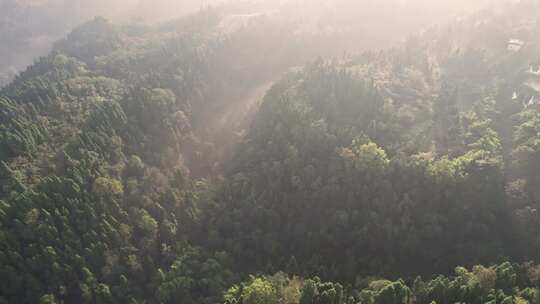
<box><xmin>2</xmin><ymin>0</ymin><xmax>540</xmax><ymax>303</ymax></box>
<box><xmin>0</xmin><ymin>0</ymin><xmax>502</xmax><ymax>86</ymax></box>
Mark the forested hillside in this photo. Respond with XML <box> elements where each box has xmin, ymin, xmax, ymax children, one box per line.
<box><xmin>0</xmin><ymin>0</ymin><xmax>496</xmax><ymax>87</ymax></box>
<box><xmin>2</xmin><ymin>1</ymin><xmax>540</xmax><ymax>304</ymax></box>
<box><xmin>0</xmin><ymin>0</ymin><xmax>229</xmax><ymax>86</ymax></box>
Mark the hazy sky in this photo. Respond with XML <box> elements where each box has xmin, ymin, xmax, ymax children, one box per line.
<box><xmin>7</xmin><ymin>0</ymin><xmax>509</xmax><ymax>23</ymax></box>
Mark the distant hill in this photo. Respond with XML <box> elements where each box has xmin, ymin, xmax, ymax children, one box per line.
<box><xmin>0</xmin><ymin>0</ymin><xmax>501</xmax><ymax>87</ymax></box>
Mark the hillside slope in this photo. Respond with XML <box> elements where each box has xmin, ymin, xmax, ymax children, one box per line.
<box><xmin>204</xmin><ymin>1</ymin><xmax>540</xmax><ymax>280</ymax></box>
<box><xmin>1</xmin><ymin>2</ymin><xmax>540</xmax><ymax>304</ymax></box>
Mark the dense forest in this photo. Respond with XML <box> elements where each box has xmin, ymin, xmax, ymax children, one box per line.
<box><xmin>0</xmin><ymin>0</ymin><xmax>227</xmax><ymax>86</ymax></box>
<box><xmin>2</xmin><ymin>1</ymin><xmax>540</xmax><ymax>303</ymax></box>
